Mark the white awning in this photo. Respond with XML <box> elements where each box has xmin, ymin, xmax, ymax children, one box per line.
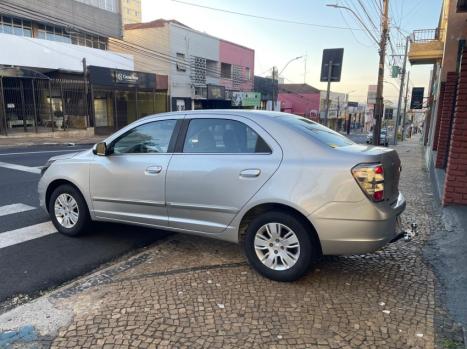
<box><xmin>0</xmin><ymin>33</ymin><xmax>134</xmax><ymax>73</ymax></box>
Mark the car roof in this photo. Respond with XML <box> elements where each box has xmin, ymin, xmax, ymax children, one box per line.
<box><xmin>143</xmin><ymin>109</ymin><xmax>287</xmax><ymax>123</ymax></box>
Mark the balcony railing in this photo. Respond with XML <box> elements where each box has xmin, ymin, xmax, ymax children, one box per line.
<box><xmin>412</xmin><ymin>29</ymin><xmax>444</xmax><ymax>43</ymax></box>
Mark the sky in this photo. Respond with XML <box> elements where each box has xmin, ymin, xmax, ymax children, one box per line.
<box><xmin>142</xmin><ymin>0</ymin><xmax>442</xmax><ymax>104</ymax></box>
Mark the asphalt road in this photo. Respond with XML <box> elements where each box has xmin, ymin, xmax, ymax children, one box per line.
<box><xmin>0</xmin><ymin>144</ymin><xmax>169</xmax><ymax>306</ymax></box>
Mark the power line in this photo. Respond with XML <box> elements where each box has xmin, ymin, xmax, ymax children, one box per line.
<box><xmin>171</xmin><ymin>0</ymin><xmax>362</xmax><ymax>31</ymax></box>
<box><xmin>356</xmin><ymin>0</ymin><xmax>379</xmax><ymax>33</ymax></box>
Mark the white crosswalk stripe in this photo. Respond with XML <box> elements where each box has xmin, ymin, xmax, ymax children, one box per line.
<box><xmin>0</xmin><ymin>161</ymin><xmax>41</xmax><ymax>174</ymax></box>
<box><xmin>0</xmin><ymin>221</ymin><xmax>56</xmax><ymax>249</ymax></box>
<box><xmin>0</xmin><ymin>203</ymin><xmax>36</xmax><ymax>217</ymax></box>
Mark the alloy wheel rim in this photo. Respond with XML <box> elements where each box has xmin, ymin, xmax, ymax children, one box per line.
<box><xmin>254</xmin><ymin>223</ymin><xmax>300</xmax><ymax>271</ymax></box>
<box><xmin>54</xmin><ymin>193</ymin><xmax>79</xmax><ymax>229</ymax></box>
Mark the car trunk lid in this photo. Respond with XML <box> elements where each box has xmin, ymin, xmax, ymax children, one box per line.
<box><xmin>337</xmin><ymin>144</ymin><xmax>401</xmax><ymax>204</ymax></box>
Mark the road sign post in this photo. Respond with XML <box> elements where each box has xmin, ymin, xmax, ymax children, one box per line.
<box><xmin>320</xmin><ymin>48</ymin><xmax>344</xmax><ymax>128</ymax></box>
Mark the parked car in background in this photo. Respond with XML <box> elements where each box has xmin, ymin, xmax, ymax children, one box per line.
<box><xmin>39</xmin><ymin>110</ymin><xmax>405</xmax><ymax>282</ymax></box>
<box><xmin>367</xmin><ymin>128</ymin><xmax>390</xmax><ymax>146</ymax></box>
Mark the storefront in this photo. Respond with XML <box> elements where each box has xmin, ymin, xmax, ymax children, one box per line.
<box><xmin>88</xmin><ymin>66</ymin><xmax>168</xmax><ymax>135</ymax></box>
<box><xmin>0</xmin><ymin>67</ymin><xmax>89</xmax><ymax>135</ymax></box>
<box><xmin>193</xmin><ymin>85</ymin><xmax>231</xmax><ymax>110</ymax></box>
<box><xmin>231</xmin><ymin>91</ymin><xmax>261</xmax><ymax>109</ymax></box>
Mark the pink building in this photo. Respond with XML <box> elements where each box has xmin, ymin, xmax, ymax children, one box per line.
<box><xmin>278</xmin><ymin>84</ymin><xmax>320</xmax><ymax>120</ymax></box>
<box><xmin>219</xmin><ymin>39</ymin><xmax>254</xmax><ymax>92</ymax></box>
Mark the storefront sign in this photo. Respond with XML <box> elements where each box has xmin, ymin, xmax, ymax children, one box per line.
<box><xmin>114</xmin><ymin>70</ymin><xmax>139</xmax><ymax>84</ymax></box>
<box><xmin>88</xmin><ymin>66</ymin><xmax>156</xmax><ymax>89</ymax></box>
<box><xmin>232</xmin><ymin>92</ymin><xmax>261</xmax><ymax>107</ymax></box>
<box><xmin>207</xmin><ymin>85</ymin><xmax>225</xmax><ymax>100</ymax></box>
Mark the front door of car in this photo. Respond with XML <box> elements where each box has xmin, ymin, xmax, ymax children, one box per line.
<box><xmin>90</xmin><ymin>118</ymin><xmax>179</xmax><ymax>227</ymax></box>
<box><xmin>166</xmin><ymin>116</ymin><xmax>282</xmax><ymax>234</ymax></box>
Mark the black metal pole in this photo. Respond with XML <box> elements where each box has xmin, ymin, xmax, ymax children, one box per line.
<box><xmin>0</xmin><ymin>78</ymin><xmax>7</xmax><ymax>136</ymax></box>
<box><xmin>82</xmin><ymin>58</ymin><xmax>89</xmax><ymax>128</ymax></box>
<box><xmin>31</xmin><ymin>79</ymin><xmax>38</xmax><ymax>133</ymax></box>
<box><xmin>48</xmin><ymin>80</ymin><xmax>54</xmax><ymax>132</ymax></box>
<box><xmin>60</xmin><ymin>81</ymin><xmax>66</xmax><ymax>130</ymax></box>
<box><xmin>19</xmin><ymin>79</ymin><xmax>27</xmax><ymax>132</ymax></box>
<box><xmin>135</xmin><ymin>86</ymin><xmax>138</xmax><ymax>119</ymax></box>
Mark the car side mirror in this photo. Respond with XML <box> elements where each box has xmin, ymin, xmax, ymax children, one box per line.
<box><xmin>93</xmin><ymin>142</ymin><xmax>108</xmax><ymax>156</ymax></box>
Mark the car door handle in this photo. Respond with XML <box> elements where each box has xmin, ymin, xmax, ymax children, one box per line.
<box><xmin>145</xmin><ymin>165</ymin><xmax>163</xmax><ymax>175</ymax></box>
<box><xmin>240</xmin><ymin>169</ymin><xmax>261</xmax><ymax>178</ymax></box>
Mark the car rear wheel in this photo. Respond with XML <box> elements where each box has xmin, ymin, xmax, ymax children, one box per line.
<box><xmin>244</xmin><ymin>211</ymin><xmax>317</xmax><ymax>282</ymax></box>
<box><xmin>49</xmin><ymin>184</ymin><xmax>90</xmax><ymax>237</ymax></box>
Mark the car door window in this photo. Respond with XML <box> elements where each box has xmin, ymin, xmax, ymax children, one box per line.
<box><xmin>183</xmin><ymin>118</ymin><xmax>271</xmax><ymax>153</ymax></box>
<box><xmin>112</xmin><ymin>119</ymin><xmax>177</xmax><ymax>154</ymax></box>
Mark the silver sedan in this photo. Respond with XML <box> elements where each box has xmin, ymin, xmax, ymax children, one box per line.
<box><xmin>38</xmin><ymin>110</ymin><xmax>406</xmax><ymax>281</ymax></box>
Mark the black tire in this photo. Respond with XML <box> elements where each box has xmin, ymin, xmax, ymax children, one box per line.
<box><xmin>49</xmin><ymin>184</ymin><xmax>91</xmax><ymax>237</ymax></box>
<box><xmin>244</xmin><ymin>211</ymin><xmax>319</xmax><ymax>282</ymax></box>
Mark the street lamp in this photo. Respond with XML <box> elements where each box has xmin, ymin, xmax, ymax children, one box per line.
<box><xmin>325</xmin><ymin>4</ymin><xmax>379</xmax><ymax>45</ymax></box>
<box><xmin>279</xmin><ymin>56</ymin><xmax>304</xmax><ymax>76</ymax></box>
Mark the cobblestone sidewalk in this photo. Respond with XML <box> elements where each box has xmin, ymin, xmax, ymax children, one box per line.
<box><xmin>0</xmin><ymin>138</ymin><xmax>465</xmax><ymax>348</ymax></box>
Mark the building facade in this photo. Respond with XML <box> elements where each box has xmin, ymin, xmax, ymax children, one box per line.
<box><xmin>319</xmin><ymin>90</ymin><xmax>348</xmax><ymax>130</ymax></box>
<box><xmin>121</xmin><ymin>0</ymin><xmax>142</xmax><ymax>25</ymax></box>
<box><xmin>0</xmin><ymin>0</ymin><xmax>169</xmax><ymax>136</ymax></box>
<box><xmin>253</xmin><ymin>76</ymin><xmax>277</xmax><ymax>110</ymax></box>
<box><xmin>411</xmin><ymin>0</ymin><xmax>467</xmax><ymax>205</ymax></box>
<box><xmin>278</xmin><ymin>84</ymin><xmax>320</xmax><ymax>121</ymax></box>
<box><xmin>115</xmin><ymin>19</ymin><xmax>256</xmax><ymax>111</ymax></box>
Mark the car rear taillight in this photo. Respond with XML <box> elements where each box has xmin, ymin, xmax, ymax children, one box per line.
<box><xmin>351</xmin><ymin>163</ymin><xmax>384</xmax><ymax>202</ymax></box>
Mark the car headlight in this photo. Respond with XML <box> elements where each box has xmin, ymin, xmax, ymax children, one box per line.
<box><xmin>40</xmin><ymin>159</ymin><xmax>56</xmax><ymax>176</ymax></box>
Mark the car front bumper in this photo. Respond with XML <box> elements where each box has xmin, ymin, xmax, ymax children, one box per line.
<box><xmin>311</xmin><ymin>192</ymin><xmax>406</xmax><ymax>256</ymax></box>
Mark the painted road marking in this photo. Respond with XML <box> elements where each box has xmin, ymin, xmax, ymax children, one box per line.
<box><xmin>0</xmin><ymin>149</ymin><xmax>86</xmax><ymax>156</ymax></box>
<box><xmin>0</xmin><ymin>222</ymin><xmax>56</xmax><ymax>249</ymax></box>
<box><xmin>0</xmin><ymin>161</ymin><xmax>41</xmax><ymax>174</ymax></box>
<box><xmin>0</xmin><ymin>203</ymin><xmax>36</xmax><ymax>217</ymax></box>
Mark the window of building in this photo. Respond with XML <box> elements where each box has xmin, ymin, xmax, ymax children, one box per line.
<box><xmin>176</xmin><ymin>53</ymin><xmax>187</xmax><ymax>72</ymax></box>
<box><xmin>183</xmin><ymin>119</ymin><xmax>271</xmax><ymax>154</ymax></box>
<box><xmin>74</xmin><ymin>0</ymin><xmax>118</xmax><ymax>13</ymax></box>
<box><xmin>221</xmin><ymin>63</ymin><xmax>232</xmax><ymax>79</ymax></box>
<box><xmin>36</xmin><ymin>24</ymin><xmax>107</xmax><ymax>49</ymax></box>
<box><xmin>245</xmin><ymin>67</ymin><xmax>251</xmax><ymax>81</ymax></box>
<box><xmin>206</xmin><ymin>60</ymin><xmax>218</xmax><ymax>78</ymax></box>
<box><xmin>0</xmin><ymin>16</ymin><xmax>32</xmax><ymax>37</ymax></box>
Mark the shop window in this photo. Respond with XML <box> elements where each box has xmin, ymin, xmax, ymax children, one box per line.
<box><xmin>221</xmin><ymin>63</ymin><xmax>232</xmax><ymax>79</ymax></box>
<box><xmin>176</xmin><ymin>53</ymin><xmax>187</xmax><ymax>72</ymax></box>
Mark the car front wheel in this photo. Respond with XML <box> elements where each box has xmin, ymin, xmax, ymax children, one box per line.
<box><xmin>244</xmin><ymin>211</ymin><xmax>318</xmax><ymax>282</ymax></box>
<box><xmin>49</xmin><ymin>184</ymin><xmax>90</xmax><ymax>236</ymax></box>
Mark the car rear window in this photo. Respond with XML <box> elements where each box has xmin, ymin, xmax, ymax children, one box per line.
<box><xmin>279</xmin><ymin>116</ymin><xmax>355</xmax><ymax>148</ymax></box>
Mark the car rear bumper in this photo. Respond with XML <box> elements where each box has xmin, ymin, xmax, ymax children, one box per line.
<box><xmin>311</xmin><ymin>192</ymin><xmax>406</xmax><ymax>256</ymax></box>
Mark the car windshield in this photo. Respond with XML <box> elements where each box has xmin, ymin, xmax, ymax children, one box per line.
<box><xmin>279</xmin><ymin>116</ymin><xmax>355</xmax><ymax>148</ymax></box>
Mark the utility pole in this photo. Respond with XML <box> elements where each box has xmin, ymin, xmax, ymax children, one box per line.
<box><xmin>271</xmin><ymin>66</ymin><xmax>277</xmax><ymax>111</ymax></box>
<box><xmin>373</xmin><ymin>0</ymin><xmax>389</xmax><ymax>146</ymax></box>
<box><xmin>402</xmin><ymin>71</ymin><xmax>410</xmax><ymax>141</ymax></box>
<box><xmin>82</xmin><ymin>58</ymin><xmax>89</xmax><ymax>128</ymax></box>
<box><xmin>324</xmin><ymin>60</ymin><xmax>333</xmax><ymax>127</ymax></box>
<box><xmin>393</xmin><ymin>35</ymin><xmax>410</xmax><ymax>145</ymax></box>
<box><xmin>336</xmin><ymin>95</ymin><xmax>340</xmax><ymax>131</ymax></box>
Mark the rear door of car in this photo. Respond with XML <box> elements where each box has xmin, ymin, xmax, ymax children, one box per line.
<box><xmin>166</xmin><ymin>114</ymin><xmax>282</xmax><ymax>234</ymax></box>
